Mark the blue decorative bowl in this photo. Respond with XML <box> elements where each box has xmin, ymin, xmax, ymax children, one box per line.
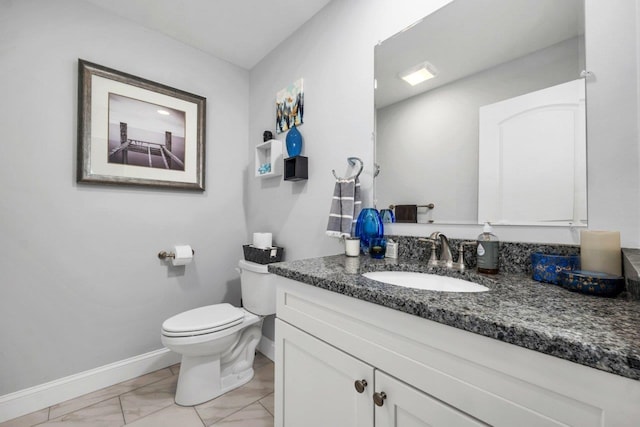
<box><xmin>558</xmin><ymin>270</ymin><xmax>625</xmax><ymax>297</ymax></box>
<box><xmin>531</xmin><ymin>253</ymin><xmax>580</xmax><ymax>284</ymax></box>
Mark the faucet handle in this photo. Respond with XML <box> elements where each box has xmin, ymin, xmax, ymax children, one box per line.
<box><xmin>454</xmin><ymin>241</ymin><xmax>477</xmax><ymax>271</ymax></box>
<box><xmin>418</xmin><ymin>238</ymin><xmax>440</xmax><ymax>267</ymax></box>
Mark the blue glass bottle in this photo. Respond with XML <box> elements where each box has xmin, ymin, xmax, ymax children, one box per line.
<box><xmin>285</xmin><ymin>124</ymin><xmax>302</xmax><ymax>157</ymax></box>
<box><xmin>355</xmin><ymin>208</ymin><xmax>384</xmax><ymax>254</ymax></box>
<box><xmin>379</xmin><ymin>209</ymin><xmax>395</xmax><ymax>223</ymax></box>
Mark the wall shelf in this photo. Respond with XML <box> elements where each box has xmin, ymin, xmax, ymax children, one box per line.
<box><xmin>255</xmin><ymin>139</ymin><xmax>283</xmax><ymax>178</ymax></box>
<box><xmin>284</xmin><ymin>156</ymin><xmax>308</xmax><ymax>181</ymax></box>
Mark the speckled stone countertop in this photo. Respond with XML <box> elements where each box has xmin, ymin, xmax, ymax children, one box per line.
<box><xmin>268</xmin><ymin>254</ymin><xmax>640</xmax><ymax>381</ymax></box>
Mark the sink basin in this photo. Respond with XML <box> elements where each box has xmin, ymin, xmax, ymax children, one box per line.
<box><xmin>362</xmin><ymin>271</ymin><xmax>489</xmax><ymax>292</ymax></box>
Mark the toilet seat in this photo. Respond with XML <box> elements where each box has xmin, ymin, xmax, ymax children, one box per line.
<box><xmin>162</xmin><ymin>303</ymin><xmax>244</xmax><ymax>337</ymax></box>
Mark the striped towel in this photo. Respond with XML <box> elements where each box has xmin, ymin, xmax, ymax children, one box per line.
<box><xmin>326</xmin><ymin>177</ymin><xmax>362</xmax><ymax>238</ymax></box>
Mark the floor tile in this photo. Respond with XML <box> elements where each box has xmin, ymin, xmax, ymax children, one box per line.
<box><xmin>195</xmin><ymin>363</ymin><xmax>274</xmax><ymax>426</ymax></box>
<box><xmin>168</xmin><ymin>363</ymin><xmax>181</xmax><ymax>376</ymax></box>
<box><xmin>253</xmin><ymin>353</ymin><xmax>272</xmax><ymax>370</ymax></box>
<box><xmin>120</xmin><ymin>375</ymin><xmax>178</xmax><ymax>424</ymax></box>
<box><xmin>1</xmin><ymin>352</ymin><xmax>273</xmax><ymax>427</ymax></box>
<box><xmin>252</xmin><ymin>362</ymin><xmax>274</xmax><ymax>383</ymax></box>
<box><xmin>258</xmin><ymin>393</ymin><xmax>274</xmax><ymax>416</ymax></box>
<box><xmin>49</xmin><ymin>368</ymin><xmax>172</xmax><ymax>419</ymax></box>
<box><xmin>125</xmin><ymin>404</ymin><xmax>204</xmax><ymax>427</ymax></box>
<box><xmin>37</xmin><ymin>397</ymin><xmax>123</xmax><ymax>427</ymax></box>
<box><xmin>211</xmin><ymin>402</ymin><xmax>273</xmax><ymax>427</ymax></box>
<box><xmin>0</xmin><ymin>408</ymin><xmax>49</xmax><ymax>427</ymax></box>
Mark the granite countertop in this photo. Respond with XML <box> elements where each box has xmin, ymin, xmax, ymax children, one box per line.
<box><xmin>268</xmin><ymin>254</ymin><xmax>640</xmax><ymax>381</ymax></box>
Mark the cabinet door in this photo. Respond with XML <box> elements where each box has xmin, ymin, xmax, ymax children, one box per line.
<box><xmin>276</xmin><ymin>319</ymin><xmax>374</xmax><ymax>427</ymax></box>
<box><xmin>374</xmin><ymin>371</ymin><xmax>487</xmax><ymax>427</ymax></box>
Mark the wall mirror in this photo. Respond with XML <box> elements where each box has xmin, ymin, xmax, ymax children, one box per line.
<box><xmin>374</xmin><ymin>0</ymin><xmax>586</xmax><ymax>226</ymax></box>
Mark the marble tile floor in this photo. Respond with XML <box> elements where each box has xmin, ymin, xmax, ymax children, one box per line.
<box><xmin>1</xmin><ymin>353</ymin><xmax>274</xmax><ymax>427</ymax></box>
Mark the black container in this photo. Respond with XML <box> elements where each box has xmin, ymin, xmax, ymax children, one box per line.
<box><xmin>242</xmin><ymin>245</ymin><xmax>284</xmax><ymax>264</ymax></box>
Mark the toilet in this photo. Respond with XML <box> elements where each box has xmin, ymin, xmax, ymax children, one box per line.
<box><xmin>161</xmin><ymin>259</ymin><xmax>275</xmax><ymax>406</ymax></box>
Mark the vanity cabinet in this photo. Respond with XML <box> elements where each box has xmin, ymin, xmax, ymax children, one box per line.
<box><xmin>274</xmin><ymin>275</ymin><xmax>640</xmax><ymax>427</ymax></box>
<box><xmin>277</xmin><ymin>320</ymin><xmax>373</xmax><ymax>426</ymax></box>
<box><xmin>277</xmin><ymin>320</ymin><xmax>480</xmax><ymax>426</ymax></box>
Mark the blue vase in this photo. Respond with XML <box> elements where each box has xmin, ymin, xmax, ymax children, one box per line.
<box><xmin>285</xmin><ymin>124</ymin><xmax>302</xmax><ymax>157</ymax></box>
<box><xmin>380</xmin><ymin>209</ymin><xmax>395</xmax><ymax>223</ymax></box>
<box><xmin>355</xmin><ymin>208</ymin><xmax>384</xmax><ymax>254</ymax></box>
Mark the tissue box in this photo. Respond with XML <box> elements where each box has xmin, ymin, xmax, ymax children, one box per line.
<box><xmin>243</xmin><ymin>245</ymin><xmax>284</xmax><ymax>264</ymax></box>
<box><xmin>531</xmin><ymin>253</ymin><xmax>580</xmax><ymax>284</ymax></box>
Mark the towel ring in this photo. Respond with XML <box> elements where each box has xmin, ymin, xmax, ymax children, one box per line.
<box><xmin>332</xmin><ymin>157</ymin><xmax>364</xmax><ymax>180</ymax></box>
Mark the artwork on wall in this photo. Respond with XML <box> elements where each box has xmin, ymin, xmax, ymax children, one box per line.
<box><xmin>276</xmin><ymin>78</ymin><xmax>304</xmax><ymax>134</ymax></box>
<box><xmin>77</xmin><ymin>59</ymin><xmax>206</xmax><ymax>190</ymax></box>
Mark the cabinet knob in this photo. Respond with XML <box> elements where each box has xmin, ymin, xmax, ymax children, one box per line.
<box><xmin>354</xmin><ymin>379</ymin><xmax>368</xmax><ymax>393</ymax></box>
<box><xmin>373</xmin><ymin>391</ymin><xmax>387</xmax><ymax>407</ymax></box>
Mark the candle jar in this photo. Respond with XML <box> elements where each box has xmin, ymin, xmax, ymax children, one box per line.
<box><xmin>369</xmin><ymin>237</ymin><xmax>387</xmax><ymax>259</ymax></box>
<box><xmin>344</xmin><ymin>237</ymin><xmax>361</xmax><ymax>257</ymax></box>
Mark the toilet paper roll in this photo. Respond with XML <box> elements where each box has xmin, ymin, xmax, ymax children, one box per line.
<box><xmin>253</xmin><ymin>232</ymin><xmax>273</xmax><ymax>249</ymax></box>
<box><xmin>172</xmin><ymin>245</ymin><xmax>193</xmax><ymax>266</ymax></box>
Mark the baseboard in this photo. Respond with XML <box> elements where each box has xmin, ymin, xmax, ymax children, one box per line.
<box><xmin>257</xmin><ymin>335</ymin><xmax>275</xmax><ymax>361</ymax></box>
<box><xmin>0</xmin><ymin>348</ymin><xmax>180</xmax><ymax>423</ymax></box>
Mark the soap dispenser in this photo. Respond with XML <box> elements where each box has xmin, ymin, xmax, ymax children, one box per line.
<box><xmin>477</xmin><ymin>222</ymin><xmax>499</xmax><ymax>274</ymax></box>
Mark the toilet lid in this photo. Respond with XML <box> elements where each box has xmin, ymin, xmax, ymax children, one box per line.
<box><xmin>162</xmin><ymin>303</ymin><xmax>244</xmax><ymax>337</ymax></box>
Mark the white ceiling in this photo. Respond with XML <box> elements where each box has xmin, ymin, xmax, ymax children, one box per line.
<box><xmin>82</xmin><ymin>0</ymin><xmax>332</xmax><ymax>69</ymax></box>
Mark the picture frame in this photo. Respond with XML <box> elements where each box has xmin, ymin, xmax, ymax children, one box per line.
<box><xmin>77</xmin><ymin>59</ymin><xmax>206</xmax><ymax>190</ymax></box>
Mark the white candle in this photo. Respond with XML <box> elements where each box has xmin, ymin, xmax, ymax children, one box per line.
<box><xmin>345</xmin><ymin>238</ymin><xmax>361</xmax><ymax>257</ymax></box>
<box><xmin>580</xmin><ymin>230</ymin><xmax>622</xmax><ymax>276</ymax></box>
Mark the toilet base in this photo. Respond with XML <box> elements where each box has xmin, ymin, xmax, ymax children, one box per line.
<box><xmin>175</xmin><ymin>356</ymin><xmax>255</xmax><ymax>406</ymax></box>
<box><xmin>172</xmin><ymin>320</ymin><xmax>264</xmax><ymax>406</ymax></box>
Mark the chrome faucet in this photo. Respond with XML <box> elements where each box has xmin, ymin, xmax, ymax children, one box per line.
<box><xmin>419</xmin><ymin>232</ymin><xmax>453</xmax><ymax>268</ymax></box>
<box><xmin>420</xmin><ymin>233</ymin><xmax>477</xmax><ymax>271</ymax></box>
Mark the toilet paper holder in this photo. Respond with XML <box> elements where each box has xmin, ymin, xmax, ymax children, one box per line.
<box><xmin>158</xmin><ymin>248</ymin><xmax>195</xmax><ymax>260</ymax></box>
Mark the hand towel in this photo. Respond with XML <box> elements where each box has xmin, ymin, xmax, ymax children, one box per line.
<box><xmin>394</xmin><ymin>204</ymin><xmax>417</xmax><ymax>223</ymax></box>
<box><xmin>326</xmin><ymin>178</ymin><xmax>362</xmax><ymax>238</ymax></box>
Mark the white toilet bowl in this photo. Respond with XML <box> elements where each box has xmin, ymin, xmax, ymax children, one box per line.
<box><xmin>161</xmin><ymin>260</ymin><xmax>275</xmax><ymax>406</ymax></box>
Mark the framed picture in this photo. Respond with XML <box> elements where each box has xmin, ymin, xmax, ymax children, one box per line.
<box><xmin>77</xmin><ymin>59</ymin><xmax>206</xmax><ymax>190</ymax></box>
<box><xmin>276</xmin><ymin>78</ymin><xmax>304</xmax><ymax>134</ymax></box>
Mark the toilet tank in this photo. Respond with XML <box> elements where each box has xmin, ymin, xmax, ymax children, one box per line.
<box><xmin>238</xmin><ymin>259</ymin><xmax>276</xmax><ymax>315</ymax></box>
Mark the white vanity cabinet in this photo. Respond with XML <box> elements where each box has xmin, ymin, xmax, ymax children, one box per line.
<box><xmin>374</xmin><ymin>370</ymin><xmax>485</xmax><ymax>427</ymax></box>
<box><xmin>274</xmin><ymin>275</ymin><xmax>640</xmax><ymax>427</ymax></box>
<box><xmin>277</xmin><ymin>320</ymin><xmax>373</xmax><ymax>426</ymax></box>
<box><xmin>277</xmin><ymin>319</ymin><xmax>481</xmax><ymax>427</ymax></box>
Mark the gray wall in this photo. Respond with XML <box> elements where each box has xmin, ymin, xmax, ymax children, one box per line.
<box><xmin>248</xmin><ymin>0</ymin><xmax>640</xmax><ymax>265</ymax></box>
<box><xmin>376</xmin><ymin>37</ymin><xmax>582</xmax><ymax>223</ymax></box>
<box><xmin>0</xmin><ymin>0</ymin><xmax>249</xmax><ymax>395</ymax></box>
<box><xmin>247</xmin><ymin>0</ymin><xmax>454</xmax><ymax>260</ymax></box>
<box><xmin>247</xmin><ymin>0</ymin><xmax>454</xmax><ymax>340</ymax></box>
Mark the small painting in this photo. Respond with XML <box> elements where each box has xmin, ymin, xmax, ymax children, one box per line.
<box><xmin>276</xmin><ymin>78</ymin><xmax>304</xmax><ymax>134</ymax></box>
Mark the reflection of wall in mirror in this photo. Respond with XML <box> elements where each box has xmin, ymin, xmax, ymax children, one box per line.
<box><xmin>375</xmin><ymin>37</ymin><xmax>583</xmax><ymax>224</ymax></box>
